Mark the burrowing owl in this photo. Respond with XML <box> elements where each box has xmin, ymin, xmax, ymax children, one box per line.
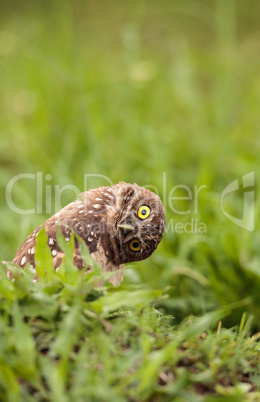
<box><xmin>10</xmin><ymin>182</ymin><xmax>166</xmax><ymax>286</ymax></box>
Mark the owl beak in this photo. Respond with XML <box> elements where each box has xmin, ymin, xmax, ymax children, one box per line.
<box><xmin>117</xmin><ymin>223</ymin><xmax>135</xmax><ymax>233</ymax></box>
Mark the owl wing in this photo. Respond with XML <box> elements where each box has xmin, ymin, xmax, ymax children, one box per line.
<box><xmin>11</xmin><ymin>199</ymin><xmax>97</xmax><ymax>269</ymax></box>
<box><xmin>10</xmin><ymin>187</ymin><xmax>124</xmax><ymax>286</ymax></box>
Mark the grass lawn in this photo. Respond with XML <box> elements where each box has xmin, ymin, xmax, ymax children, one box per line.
<box><xmin>0</xmin><ymin>0</ymin><xmax>260</xmax><ymax>400</ymax></box>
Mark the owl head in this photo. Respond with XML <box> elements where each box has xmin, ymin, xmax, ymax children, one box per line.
<box><xmin>86</xmin><ymin>182</ymin><xmax>166</xmax><ymax>267</ymax></box>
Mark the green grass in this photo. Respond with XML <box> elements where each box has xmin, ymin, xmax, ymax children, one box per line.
<box><xmin>1</xmin><ymin>0</ymin><xmax>260</xmax><ymax>399</ymax></box>
<box><xmin>1</xmin><ymin>234</ymin><xmax>259</xmax><ymax>401</ymax></box>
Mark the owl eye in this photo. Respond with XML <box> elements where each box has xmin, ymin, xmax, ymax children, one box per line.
<box><xmin>129</xmin><ymin>239</ymin><xmax>141</xmax><ymax>252</ymax></box>
<box><xmin>138</xmin><ymin>205</ymin><xmax>150</xmax><ymax>220</ymax></box>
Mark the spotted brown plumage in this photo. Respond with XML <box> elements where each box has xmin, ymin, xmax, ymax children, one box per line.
<box><xmin>10</xmin><ymin>182</ymin><xmax>166</xmax><ymax>286</ymax></box>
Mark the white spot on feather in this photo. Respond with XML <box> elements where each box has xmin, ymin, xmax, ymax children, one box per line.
<box><xmin>49</xmin><ymin>238</ymin><xmax>54</xmax><ymax>245</ymax></box>
<box><xmin>105</xmin><ymin>193</ymin><xmax>114</xmax><ymax>199</ymax></box>
<box><xmin>95</xmin><ymin>198</ymin><xmax>103</xmax><ymax>201</ymax></box>
<box><xmin>93</xmin><ymin>204</ymin><xmax>102</xmax><ymax>209</ymax></box>
<box><xmin>52</xmin><ymin>249</ymin><xmax>57</xmax><ymax>257</ymax></box>
<box><xmin>21</xmin><ymin>256</ymin><xmax>26</xmax><ymax>265</ymax></box>
<box><xmin>87</xmin><ymin>236</ymin><xmax>93</xmax><ymax>243</ymax></box>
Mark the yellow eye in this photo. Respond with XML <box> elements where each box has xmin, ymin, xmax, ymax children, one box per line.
<box><xmin>129</xmin><ymin>239</ymin><xmax>141</xmax><ymax>252</ymax></box>
<box><xmin>138</xmin><ymin>205</ymin><xmax>150</xmax><ymax>220</ymax></box>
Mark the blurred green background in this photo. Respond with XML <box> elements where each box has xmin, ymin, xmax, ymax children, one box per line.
<box><xmin>1</xmin><ymin>0</ymin><xmax>260</xmax><ymax>327</ymax></box>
